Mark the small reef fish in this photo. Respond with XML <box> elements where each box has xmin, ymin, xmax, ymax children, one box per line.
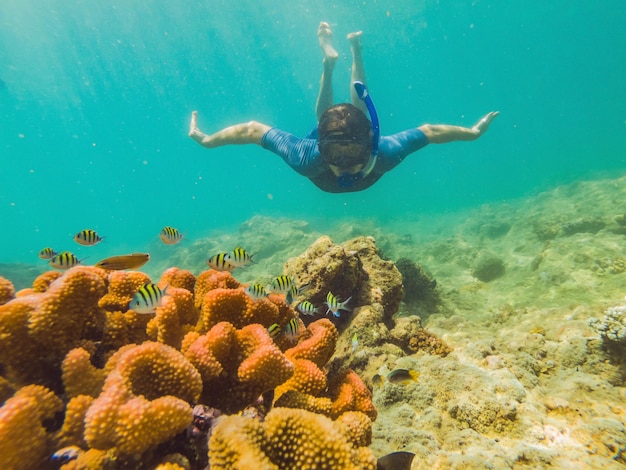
<box><xmin>267</xmin><ymin>323</ymin><xmax>281</xmax><ymax>339</ymax></box>
<box><xmin>49</xmin><ymin>251</ymin><xmax>82</xmax><ymax>270</ymax></box>
<box><xmin>267</xmin><ymin>275</ymin><xmax>309</xmax><ymax>304</ymax></box>
<box><xmin>207</xmin><ymin>252</ymin><xmax>238</xmax><ymax>272</ymax></box>
<box><xmin>51</xmin><ymin>445</ymin><xmax>83</xmax><ymax>464</ymax></box>
<box><xmin>373</xmin><ymin>368</ymin><xmax>420</xmax><ymax>386</ymax></box>
<box><xmin>226</xmin><ymin>247</ymin><xmax>255</xmax><ymax>267</ymax></box>
<box><xmin>377</xmin><ymin>451</ymin><xmax>415</xmax><ymax>470</ymax></box>
<box><xmin>244</xmin><ymin>283</ymin><xmax>267</xmax><ymax>300</ymax></box>
<box><xmin>296</xmin><ymin>300</ymin><xmax>319</xmax><ymax>316</ymax></box>
<box><xmin>74</xmin><ymin>229</ymin><xmax>104</xmax><ymax>246</ymax></box>
<box><xmin>159</xmin><ymin>226</ymin><xmax>184</xmax><ymax>245</ymax></box>
<box><xmin>38</xmin><ymin>247</ymin><xmax>57</xmax><ymax>260</ymax></box>
<box><xmin>94</xmin><ymin>253</ymin><xmax>150</xmax><ymax>271</ymax></box>
<box><xmin>129</xmin><ymin>283</ymin><xmax>168</xmax><ymax>314</ymax></box>
<box><xmin>283</xmin><ymin>317</ymin><xmax>300</xmax><ymax>341</ymax></box>
<box><xmin>324</xmin><ymin>291</ymin><xmax>352</xmax><ymax>318</ymax></box>
<box><xmin>351</xmin><ymin>332</ymin><xmax>359</xmax><ymax>353</ymax></box>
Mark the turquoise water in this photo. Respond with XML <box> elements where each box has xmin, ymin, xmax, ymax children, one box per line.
<box><xmin>1</xmin><ymin>0</ymin><xmax>625</xmax><ymax>264</ymax></box>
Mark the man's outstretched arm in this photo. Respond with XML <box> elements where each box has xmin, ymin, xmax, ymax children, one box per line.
<box><xmin>188</xmin><ymin>111</ymin><xmax>272</xmax><ymax>148</ymax></box>
<box><xmin>419</xmin><ymin>111</ymin><xmax>499</xmax><ymax>144</ymax></box>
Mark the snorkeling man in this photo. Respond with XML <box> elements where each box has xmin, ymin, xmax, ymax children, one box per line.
<box><xmin>189</xmin><ymin>22</ymin><xmax>499</xmax><ymax>193</ymax></box>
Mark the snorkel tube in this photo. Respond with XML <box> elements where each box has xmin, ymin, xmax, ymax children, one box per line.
<box><xmin>337</xmin><ymin>81</ymin><xmax>380</xmax><ymax>188</ymax></box>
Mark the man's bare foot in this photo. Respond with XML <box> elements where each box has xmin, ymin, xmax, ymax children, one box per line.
<box><xmin>347</xmin><ymin>30</ymin><xmax>362</xmax><ymax>51</ymax></box>
<box><xmin>318</xmin><ymin>21</ymin><xmax>338</xmax><ymax>62</ymax></box>
<box><xmin>472</xmin><ymin>111</ymin><xmax>500</xmax><ymax>135</ymax></box>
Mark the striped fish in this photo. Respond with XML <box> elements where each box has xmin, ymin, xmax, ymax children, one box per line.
<box><xmin>267</xmin><ymin>323</ymin><xmax>281</xmax><ymax>339</ymax></box>
<box><xmin>283</xmin><ymin>317</ymin><xmax>300</xmax><ymax>341</ymax></box>
<box><xmin>49</xmin><ymin>251</ymin><xmax>82</xmax><ymax>270</ymax></box>
<box><xmin>159</xmin><ymin>226</ymin><xmax>184</xmax><ymax>245</ymax></box>
<box><xmin>207</xmin><ymin>252</ymin><xmax>237</xmax><ymax>272</ymax></box>
<box><xmin>129</xmin><ymin>283</ymin><xmax>168</xmax><ymax>314</ymax></box>
<box><xmin>74</xmin><ymin>229</ymin><xmax>104</xmax><ymax>246</ymax></box>
<box><xmin>244</xmin><ymin>283</ymin><xmax>267</xmax><ymax>300</ymax></box>
<box><xmin>266</xmin><ymin>275</ymin><xmax>301</xmax><ymax>303</ymax></box>
<box><xmin>324</xmin><ymin>291</ymin><xmax>352</xmax><ymax>318</ymax></box>
<box><xmin>38</xmin><ymin>247</ymin><xmax>57</xmax><ymax>260</ymax></box>
<box><xmin>296</xmin><ymin>300</ymin><xmax>319</xmax><ymax>316</ymax></box>
<box><xmin>226</xmin><ymin>247</ymin><xmax>255</xmax><ymax>268</ymax></box>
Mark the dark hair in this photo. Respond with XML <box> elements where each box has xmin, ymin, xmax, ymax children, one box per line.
<box><xmin>318</xmin><ymin>103</ymin><xmax>372</xmax><ymax>167</ymax></box>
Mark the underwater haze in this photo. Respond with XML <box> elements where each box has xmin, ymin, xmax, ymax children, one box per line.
<box><xmin>1</xmin><ymin>0</ymin><xmax>625</xmax><ymax>263</ymax></box>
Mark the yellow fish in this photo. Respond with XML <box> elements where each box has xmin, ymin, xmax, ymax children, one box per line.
<box><xmin>373</xmin><ymin>368</ymin><xmax>420</xmax><ymax>386</ymax></box>
<box><xmin>159</xmin><ymin>226</ymin><xmax>184</xmax><ymax>245</ymax></box>
<box><xmin>129</xmin><ymin>283</ymin><xmax>168</xmax><ymax>314</ymax></box>
<box><xmin>207</xmin><ymin>253</ymin><xmax>237</xmax><ymax>272</ymax></box>
<box><xmin>94</xmin><ymin>253</ymin><xmax>150</xmax><ymax>270</ymax></box>
<box><xmin>74</xmin><ymin>229</ymin><xmax>104</xmax><ymax>246</ymax></box>
<box><xmin>38</xmin><ymin>247</ymin><xmax>57</xmax><ymax>260</ymax></box>
<box><xmin>49</xmin><ymin>251</ymin><xmax>82</xmax><ymax>270</ymax></box>
<box><xmin>226</xmin><ymin>247</ymin><xmax>255</xmax><ymax>267</ymax></box>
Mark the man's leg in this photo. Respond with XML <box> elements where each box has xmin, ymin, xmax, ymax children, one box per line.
<box><xmin>316</xmin><ymin>22</ymin><xmax>338</xmax><ymax>120</ymax></box>
<box><xmin>347</xmin><ymin>31</ymin><xmax>367</xmax><ymax>114</ymax></box>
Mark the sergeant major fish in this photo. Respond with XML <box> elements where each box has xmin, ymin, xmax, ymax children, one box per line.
<box><xmin>296</xmin><ymin>300</ymin><xmax>319</xmax><ymax>316</ymax></box>
<box><xmin>244</xmin><ymin>283</ymin><xmax>267</xmax><ymax>300</ymax></box>
<box><xmin>38</xmin><ymin>247</ymin><xmax>57</xmax><ymax>260</ymax></box>
<box><xmin>267</xmin><ymin>275</ymin><xmax>308</xmax><ymax>304</ymax></box>
<box><xmin>324</xmin><ymin>291</ymin><xmax>352</xmax><ymax>318</ymax></box>
<box><xmin>74</xmin><ymin>229</ymin><xmax>104</xmax><ymax>246</ymax></box>
<box><xmin>49</xmin><ymin>251</ymin><xmax>83</xmax><ymax>270</ymax></box>
<box><xmin>207</xmin><ymin>252</ymin><xmax>238</xmax><ymax>272</ymax></box>
<box><xmin>159</xmin><ymin>226</ymin><xmax>184</xmax><ymax>245</ymax></box>
<box><xmin>129</xmin><ymin>283</ymin><xmax>168</xmax><ymax>314</ymax></box>
<box><xmin>226</xmin><ymin>247</ymin><xmax>255</xmax><ymax>268</ymax></box>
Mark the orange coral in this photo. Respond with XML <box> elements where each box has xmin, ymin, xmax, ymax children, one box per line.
<box><xmin>98</xmin><ymin>270</ymin><xmax>151</xmax><ymax>312</ymax></box>
<box><xmin>194</xmin><ymin>270</ymin><xmax>240</xmax><ymax>310</ymax></box>
<box><xmin>208</xmin><ymin>408</ymin><xmax>377</xmax><ymax>469</ymax></box>
<box><xmin>329</xmin><ymin>370</ymin><xmax>377</xmax><ymax>421</ymax></box>
<box><xmin>184</xmin><ymin>322</ymin><xmax>294</xmax><ymax>413</ymax></box>
<box><xmin>62</xmin><ymin>347</ymin><xmax>106</xmax><ymax>399</ymax></box>
<box><xmin>275</xmin><ymin>319</ymin><xmax>337</xmax><ymax>401</ymax></box>
<box><xmin>160</xmin><ymin>267</ymin><xmax>196</xmax><ymax>293</ymax></box>
<box><xmin>0</xmin><ymin>266</ymin><xmax>107</xmax><ymax>387</ymax></box>
<box><xmin>59</xmin><ymin>394</ymin><xmax>94</xmax><ymax>448</ymax></box>
<box><xmin>32</xmin><ymin>270</ymin><xmax>63</xmax><ymax>292</ymax></box>
<box><xmin>84</xmin><ymin>342</ymin><xmax>201</xmax><ymax>455</ymax></box>
<box><xmin>0</xmin><ymin>275</ymin><xmax>14</xmax><ymax>305</ymax></box>
<box><xmin>147</xmin><ymin>286</ymin><xmax>198</xmax><ymax>349</ymax></box>
<box><xmin>198</xmin><ymin>287</ymin><xmax>287</xmax><ymax>332</ymax></box>
<box><xmin>0</xmin><ymin>385</ymin><xmax>63</xmax><ymax>469</ymax></box>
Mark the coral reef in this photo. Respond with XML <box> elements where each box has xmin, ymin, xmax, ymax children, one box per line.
<box><xmin>0</xmin><ymin>275</ymin><xmax>14</xmax><ymax>305</ymax></box>
<box><xmin>84</xmin><ymin>342</ymin><xmax>201</xmax><ymax>454</ymax></box>
<box><xmin>0</xmin><ymin>385</ymin><xmax>63</xmax><ymax>469</ymax></box>
<box><xmin>588</xmin><ymin>305</ymin><xmax>626</xmax><ymax>344</ymax></box>
<box><xmin>0</xmin><ymin>236</ymin><xmax>404</xmax><ymax>468</ymax></box>
<box><xmin>183</xmin><ymin>321</ymin><xmax>295</xmax><ymax>413</ymax></box>
<box><xmin>208</xmin><ymin>408</ymin><xmax>377</xmax><ymax>469</ymax></box>
<box><xmin>284</xmin><ymin>235</ymin><xmax>403</xmax><ymax>325</ymax></box>
<box><xmin>0</xmin><ymin>266</ymin><xmax>108</xmax><ymax>388</ymax></box>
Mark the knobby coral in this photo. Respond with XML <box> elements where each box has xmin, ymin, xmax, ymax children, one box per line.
<box><xmin>208</xmin><ymin>407</ymin><xmax>377</xmax><ymax>469</ymax></box>
<box><xmin>183</xmin><ymin>322</ymin><xmax>294</xmax><ymax>413</ymax></box>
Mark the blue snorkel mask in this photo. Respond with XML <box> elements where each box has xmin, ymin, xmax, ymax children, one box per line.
<box><xmin>336</xmin><ymin>81</ymin><xmax>380</xmax><ymax>188</ymax></box>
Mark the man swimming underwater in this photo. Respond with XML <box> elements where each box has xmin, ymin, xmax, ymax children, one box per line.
<box><xmin>189</xmin><ymin>22</ymin><xmax>499</xmax><ymax>193</ymax></box>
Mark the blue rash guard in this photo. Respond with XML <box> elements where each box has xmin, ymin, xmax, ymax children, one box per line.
<box><xmin>261</xmin><ymin>126</ymin><xmax>429</xmax><ymax>193</ymax></box>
